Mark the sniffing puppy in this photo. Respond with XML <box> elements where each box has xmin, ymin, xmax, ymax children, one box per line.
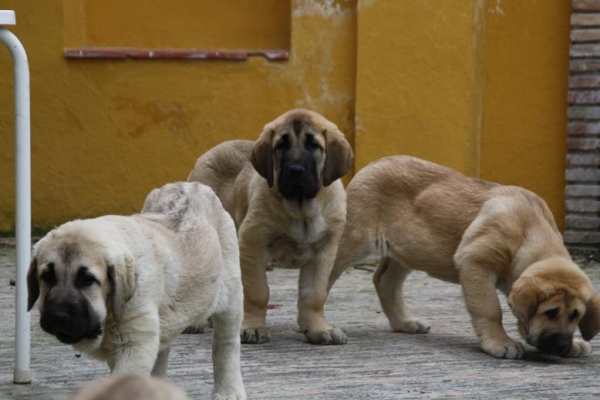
<box><xmin>328</xmin><ymin>156</ymin><xmax>600</xmax><ymax>358</ymax></box>
<box><xmin>188</xmin><ymin>109</ymin><xmax>353</xmax><ymax>345</ymax></box>
<box><xmin>27</xmin><ymin>182</ymin><xmax>246</xmax><ymax>399</ymax></box>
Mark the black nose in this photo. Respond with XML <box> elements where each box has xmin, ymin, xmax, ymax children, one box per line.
<box><xmin>288</xmin><ymin>164</ymin><xmax>305</xmax><ymax>176</ymax></box>
<box><xmin>538</xmin><ymin>333</ymin><xmax>572</xmax><ymax>356</ymax></box>
<box><xmin>41</xmin><ymin>308</ymin><xmax>71</xmax><ymax>333</ymax></box>
<box><xmin>553</xmin><ymin>337</ymin><xmax>572</xmax><ymax>356</ymax></box>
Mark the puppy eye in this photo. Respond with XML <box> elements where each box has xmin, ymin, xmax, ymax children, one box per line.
<box><xmin>77</xmin><ymin>274</ymin><xmax>99</xmax><ymax>288</ymax></box>
<box><xmin>75</xmin><ymin>266</ymin><xmax>99</xmax><ymax>288</ymax></box>
<box><xmin>305</xmin><ymin>138</ymin><xmax>321</xmax><ymax>150</ymax></box>
<box><xmin>544</xmin><ymin>308</ymin><xmax>559</xmax><ymax>319</ymax></box>
<box><xmin>275</xmin><ymin>136</ymin><xmax>289</xmax><ymax>150</ymax></box>
<box><xmin>40</xmin><ymin>270</ymin><xmax>56</xmax><ymax>286</ymax></box>
<box><xmin>569</xmin><ymin>310</ymin><xmax>579</xmax><ymax>322</ymax></box>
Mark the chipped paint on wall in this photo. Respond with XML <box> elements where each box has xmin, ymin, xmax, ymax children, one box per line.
<box><xmin>0</xmin><ymin>0</ymin><xmax>570</xmax><ymax>232</ymax></box>
<box><xmin>293</xmin><ymin>0</ymin><xmax>354</xmax><ymax>18</ymax></box>
<box><xmin>488</xmin><ymin>0</ymin><xmax>505</xmax><ymax>15</ymax></box>
<box><xmin>0</xmin><ymin>0</ymin><xmax>357</xmax><ymax>231</ymax></box>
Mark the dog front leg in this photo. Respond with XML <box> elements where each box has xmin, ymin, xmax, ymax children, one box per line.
<box><xmin>459</xmin><ymin>265</ymin><xmax>524</xmax><ymax>359</ymax></box>
<box><xmin>109</xmin><ymin>313</ymin><xmax>161</xmax><ymax>376</ymax></box>
<box><xmin>297</xmin><ymin>240</ymin><xmax>346</xmax><ymax>345</ymax></box>
<box><xmin>151</xmin><ymin>346</ymin><xmax>170</xmax><ymax>377</ymax></box>
<box><xmin>211</xmin><ymin>308</ymin><xmax>246</xmax><ymax>400</ymax></box>
<box><xmin>238</xmin><ymin>225</ymin><xmax>270</xmax><ymax>344</ymax></box>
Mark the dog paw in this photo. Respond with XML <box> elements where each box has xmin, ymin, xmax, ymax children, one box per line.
<box><xmin>566</xmin><ymin>339</ymin><xmax>592</xmax><ymax>357</ymax></box>
<box><xmin>305</xmin><ymin>327</ymin><xmax>347</xmax><ymax>345</ymax></box>
<box><xmin>481</xmin><ymin>339</ymin><xmax>524</xmax><ymax>359</ymax></box>
<box><xmin>392</xmin><ymin>318</ymin><xmax>431</xmax><ymax>334</ymax></box>
<box><xmin>212</xmin><ymin>390</ymin><xmax>247</xmax><ymax>400</ymax></box>
<box><xmin>240</xmin><ymin>327</ymin><xmax>270</xmax><ymax>344</ymax></box>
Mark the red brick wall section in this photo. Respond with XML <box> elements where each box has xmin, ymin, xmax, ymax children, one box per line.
<box><xmin>567</xmin><ymin>0</ymin><xmax>600</xmax><ymax>259</ymax></box>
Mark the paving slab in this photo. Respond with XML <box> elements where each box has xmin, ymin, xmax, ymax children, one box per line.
<box><xmin>1</xmin><ymin>244</ymin><xmax>600</xmax><ymax>399</ymax></box>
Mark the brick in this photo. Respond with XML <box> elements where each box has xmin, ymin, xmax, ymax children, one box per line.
<box><xmin>570</xmin><ymin>59</ymin><xmax>600</xmax><ymax>72</ymax></box>
<box><xmin>566</xmin><ymin>199</ymin><xmax>600</xmax><ymax>212</ymax></box>
<box><xmin>571</xmin><ymin>44</ymin><xmax>600</xmax><ymax>58</ymax></box>
<box><xmin>564</xmin><ymin>231</ymin><xmax>600</xmax><ymax>244</ymax></box>
<box><xmin>568</xmin><ymin>122</ymin><xmax>600</xmax><ymax>134</ymax></box>
<box><xmin>567</xmin><ymin>245</ymin><xmax>600</xmax><ymax>258</ymax></box>
<box><xmin>567</xmin><ymin>153</ymin><xmax>600</xmax><ymax>166</ymax></box>
<box><xmin>573</xmin><ymin>0</ymin><xmax>600</xmax><ymax>11</ymax></box>
<box><xmin>568</xmin><ymin>90</ymin><xmax>600</xmax><ymax>104</ymax></box>
<box><xmin>566</xmin><ymin>167</ymin><xmax>600</xmax><ymax>182</ymax></box>
<box><xmin>569</xmin><ymin>75</ymin><xmax>600</xmax><ymax>89</ymax></box>
<box><xmin>566</xmin><ymin>184</ymin><xmax>600</xmax><ymax>196</ymax></box>
<box><xmin>568</xmin><ymin>106</ymin><xmax>600</xmax><ymax>119</ymax></box>
<box><xmin>571</xmin><ymin>28</ymin><xmax>600</xmax><ymax>42</ymax></box>
<box><xmin>567</xmin><ymin>138</ymin><xmax>600</xmax><ymax>150</ymax></box>
<box><xmin>571</xmin><ymin>13</ymin><xmax>600</xmax><ymax>26</ymax></box>
<box><xmin>566</xmin><ymin>215</ymin><xmax>600</xmax><ymax>229</ymax></box>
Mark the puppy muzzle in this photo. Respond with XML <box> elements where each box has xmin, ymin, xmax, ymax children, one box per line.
<box><xmin>40</xmin><ymin>299</ymin><xmax>102</xmax><ymax>344</ymax></box>
<box><xmin>278</xmin><ymin>161</ymin><xmax>320</xmax><ymax>200</ymax></box>
<box><xmin>535</xmin><ymin>333</ymin><xmax>573</xmax><ymax>356</ymax></box>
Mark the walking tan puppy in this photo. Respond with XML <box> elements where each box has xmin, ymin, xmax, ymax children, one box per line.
<box><xmin>328</xmin><ymin>156</ymin><xmax>600</xmax><ymax>359</ymax></box>
<box><xmin>27</xmin><ymin>182</ymin><xmax>246</xmax><ymax>400</ymax></box>
<box><xmin>188</xmin><ymin>109</ymin><xmax>353</xmax><ymax>345</ymax></box>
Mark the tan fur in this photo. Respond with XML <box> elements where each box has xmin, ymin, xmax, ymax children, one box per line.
<box><xmin>70</xmin><ymin>375</ymin><xmax>189</xmax><ymax>400</ymax></box>
<box><xmin>328</xmin><ymin>155</ymin><xmax>600</xmax><ymax>358</ymax></box>
<box><xmin>188</xmin><ymin>109</ymin><xmax>353</xmax><ymax>345</ymax></box>
<box><xmin>28</xmin><ymin>182</ymin><xmax>246</xmax><ymax>399</ymax></box>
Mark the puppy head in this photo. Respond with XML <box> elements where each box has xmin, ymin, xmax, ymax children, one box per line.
<box><xmin>27</xmin><ymin>221</ymin><xmax>137</xmax><ymax>348</ymax></box>
<box><xmin>508</xmin><ymin>257</ymin><xmax>600</xmax><ymax>356</ymax></box>
<box><xmin>251</xmin><ymin>109</ymin><xmax>353</xmax><ymax>201</ymax></box>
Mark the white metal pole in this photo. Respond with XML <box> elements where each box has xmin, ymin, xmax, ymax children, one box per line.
<box><xmin>0</xmin><ymin>15</ymin><xmax>32</xmax><ymax>384</ymax></box>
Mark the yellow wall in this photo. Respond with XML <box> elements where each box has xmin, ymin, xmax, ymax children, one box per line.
<box><xmin>480</xmin><ymin>0</ymin><xmax>571</xmax><ymax>226</ymax></box>
<box><xmin>0</xmin><ymin>0</ymin><xmax>570</xmax><ymax>233</ymax></box>
<box><xmin>64</xmin><ymin>0</ymin><xmax>291</xmax><ymax>50</ymax></box>
<box><xmin>0</xmin><ymin>0</ymin><xmax>357</xmax><ymax>232</ymax></box>
<box><xmin>355</xmin><ymin>0</ymin><xmax>570</xmax><ymax>228</ymax></box>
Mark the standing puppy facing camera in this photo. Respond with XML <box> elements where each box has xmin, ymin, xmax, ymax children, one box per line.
<box><xmin>27</xmin><ymin>182</ymin><xmax>246</xmax><ymax>400</ymax></box>
<box><xmin>328</xmin><ymin>156</ymin><xmax>600</xmax><ymax>359</ymax></box>
<box><xmin>188</xmin><ymin>109</ymin><xmax>353</xmax><ymax>345</ymax></box>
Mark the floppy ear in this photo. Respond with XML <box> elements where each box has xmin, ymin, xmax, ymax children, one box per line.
<box><xmin>322</xmin><ymin>128</ymin><xmax>354</xmax><ymax>186</ymax></box>
<box><xmin>106</xmin><ymin>254</ymin><xmax>138</xmax><ymax>321</ymax></box>
<box><xmin>251</xmin><ymin>129</ymin><xmax>274</xmax><ymax>187</ymax></box>
<box><xmin>508</xmin><ymin>276</ymin><xmax>540</xmax><ymax>330</ymax></box>
<box><xmin>580</xmin><ymin>294</ymin><xmax>600</xmax><ymax>341</ymax></box>
<box><xmin>27</xmin><ymin>256</ymin><xmax>39</xmax><ymax>311</ymax></box>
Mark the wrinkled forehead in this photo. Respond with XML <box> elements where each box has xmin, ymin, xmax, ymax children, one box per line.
<box><xmin>273</xmin><ymin>117</ymin><xmax>325</xmax><ymax>144</ymax></box>
<box><xmin>37</xmin><ymin>237</ymin><xmax>104</xmax><ymax>274</ymax></box>
<box><xmin>543</xmin><ymin>292</ymin><xmax>585</xmax><ymax>310</ymax></box>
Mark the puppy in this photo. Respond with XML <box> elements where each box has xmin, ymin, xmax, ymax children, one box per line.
<box><xmin>70</xmin><ymin>375</ymin><xmax>189</xmax><ymax>400</ymax></box>
<box><xmin>188</xmin><ymin>109</ymin><xmax>353</xmax><ymax>345</ymax></box>
<box><xmin>328</xmin><ymin>155</ymin><xmax>600</xmax><ymax>358</ymax></box>
<box><xmin>27</xmin><ymin>182</ymin><xmax>246</xmax><ymax>399</ymax></box>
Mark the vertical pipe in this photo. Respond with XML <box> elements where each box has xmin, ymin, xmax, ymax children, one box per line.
<box><xmin>0</xmin><ymin>26</ymin><xmax>32</xmax><ymax>384</ymax></box>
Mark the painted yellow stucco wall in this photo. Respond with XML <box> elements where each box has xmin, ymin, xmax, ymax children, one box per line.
<box><xmin>0</xmin><ymin>0</ymin><xmax>570</xmax><ymax>233</ymax></box>
<box><xmin>355</xmin><ymin>0</ymin><xmax>570</xmax><ymax>228</ymax></box>
<box><xmin>480</xmin><ymin>0</ymin><xmax>571</xmax><ymax>227</ymax></box>
<box><xmin>0</xmin><ymin>0</ymin><xmax>357</xmax><ymax>232</ymax></box>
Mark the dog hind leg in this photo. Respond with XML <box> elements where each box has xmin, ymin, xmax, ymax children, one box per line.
<box><xmin>373</xmin><ymin>257</ymin><xmax>430</xmax><ymax>334</ymax></box>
